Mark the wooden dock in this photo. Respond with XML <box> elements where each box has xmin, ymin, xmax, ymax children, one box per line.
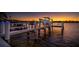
<box><xmin>0</xmin><ymin>17</ymin><xmax>64</xmax><ymax>46</ymax></box>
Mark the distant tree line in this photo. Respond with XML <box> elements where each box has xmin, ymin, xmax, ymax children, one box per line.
<box><xmin>0</xmin><ymin>12</ymin><xmax>8</xmax><ymax>18</ymax></box>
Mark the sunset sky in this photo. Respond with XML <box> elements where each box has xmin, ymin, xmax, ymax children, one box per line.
<box><xmin>6</xmin><ymin>12</ymin><xmax>79</xmax><ymax>21</ymax></box>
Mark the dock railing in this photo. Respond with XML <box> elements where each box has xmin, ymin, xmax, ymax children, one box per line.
<box><xmin>0</xmin><ymin>18</ymin><xmax>64</xmax><ymax>43</ymax></box>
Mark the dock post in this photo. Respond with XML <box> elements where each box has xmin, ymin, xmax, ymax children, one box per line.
<box><xmin>25</xmin><ymin>23</ymin><xmax>27</xmax><ymax>29</ymax></box>
<box><xmin>26</xmin><ymin>23</ymin><xmax>28</xmax><ymax>29</ymax></box>
<box><xmin>61</xmin><ymin>22</ymin><xmax>64</xmax><ymax>35</ymax></box>
<box><xmin>5</xmin><ymin>21</ymin><xmax>10</xmax><ymax>42</ymax></box>
<box><xmin>43</xmin><ymin>22</ymin><xmax>46</xmax><ymax>37</ymax></box>
<box><xmin>33</xmin><ymin>21</ymin><xmax>37</xmax><ymax>39</ymax></box>
<box><xmin>27</xmin><ymin>23</ymin><xmax>30</xmax><ymax>29</ymax></box>
<box><xmin>44</xmin><ymin>27</ymin><xmax>46</xmax><ymax>36</ymax></box>
<box><xmin>0</xmin><ymin>21</ymin><xmax>5</xmax><ymax>36</ymax></box>
<box><xmin>51</xmin><ymin>20</ymin><xmax>53</xmax><ymax>32</ymax></box>
<box><xmin>38</xmin><ymin>22</ymin><xmax>41</xmax><ymax>38</ymax></box>
<box><xmin>23</xmin><ymin>23</ymin><xmax>26</xmax><ymax>29</ymax></box>
<box><xmin>48</xmin><ymin>22</ymin><xmax>51</xmax><ymax>36</ymax></box>
<box><xmin>34</xmin><ymin>21</ymin><xmax>37</xmax><ymax>29</ymax></box>
<box><xmin>29</xmin><ymin>23</ymin><xmax>31</xmax><ymax>29</ymax></box>
<box><xmin>48</xmin><ymin>27</ymin><xmax>51</xmax><ymax>36</ymax></box>
<box><xmin>27</xmin><ymin>32</ymin><xmax>30</xmax><ymax>39</ymax></box>
<box><xmin>59</xmin><ymin>22</ymin><xmax>64</xmax><ymax>42</ymax></box>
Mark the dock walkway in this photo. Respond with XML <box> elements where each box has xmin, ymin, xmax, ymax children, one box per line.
<box><xmin>0</xmin><ymin>37</ymin><xmax>10</xmax><ymax>47</ymax></box>
<box><xmin>10</xmin><ymin>25</ymin><xmax>63</xmax><ymax>35</ymax></box>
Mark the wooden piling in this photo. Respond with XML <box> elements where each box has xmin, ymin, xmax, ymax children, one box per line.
<box><xmin>61</xmin><ymin>22</ymin><xmax>64</xmax><ymax>36</ymax></box>
<box><xmin>27</xmin><ymin>32</ymin><xmax>30</xmax><ymax>39</ymax></box>
<box><xmin>51</xmin><ymin>20</ymin><xmax>53</xmax><ymax>32</ymax></box>
<box><xmin>48</xmin><ymin>26</ymin><xmax>51</xmax><ymax>36</ymax></box>
<box><xmin>44</xmin><ymin>27</ymin><xmax>46</xmax><ymax>36</ymax></box>
<box><xmin>38</xmin><ymin>21</ymin><xmax>41</xmax><ymax>38</ymax></box>
<box><xmin>0</xmin><ymin>21</ymin><xmax>5</xmax><ymax>35</ymax></box>
<box><xmin>5</xmin><ymin>21</ymin><xmax>10</xmax><ymax>42</ymax></box>
<box><xmin>27</xmin><ymin>23</ymin><xmax>30</xmax><ymax>29</ymax></box>
<box><xmin>48</xmin><ymin>22</ymin><xmax>51</xmax><ymax>36</ymax></box>
<box><xmin>33</xmin><ymin>21</ymin><xmax>37</xmax><ymax>39</ymax></box>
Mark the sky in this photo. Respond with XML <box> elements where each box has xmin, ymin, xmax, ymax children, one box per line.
<box><xmin>6</xmin><ymin>12</ymin><xmax>79</xmax><ymax>21</ymax></box>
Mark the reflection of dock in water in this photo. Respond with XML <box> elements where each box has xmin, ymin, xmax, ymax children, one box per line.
<box><xmin>0</xmin><ymin>17</ymin><xmax>64</xmax><ymax>47</ymax></box>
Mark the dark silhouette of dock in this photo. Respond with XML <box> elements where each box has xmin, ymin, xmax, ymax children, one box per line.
<box><xmin>0</xmin><ymin>17</ymin><xmax>64</xmax><ymax>47</ymax></box>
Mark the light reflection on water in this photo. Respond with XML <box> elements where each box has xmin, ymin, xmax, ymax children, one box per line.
<box><xmin>10</xmin><ymin>23</ymin><xmax>79</xmax><ymax>47</ymax></box>
<box><xmin>63</xmin><ymin>23</ymin><xmax>79</xmax><ymax>46</ymax></box>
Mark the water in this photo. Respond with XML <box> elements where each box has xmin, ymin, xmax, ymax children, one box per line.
<box><xmin>63</xmin><ymin>23</ymin><xmax>79</xmax><ymax>46</ymax></box>
<box><xmin>10</xmin><ymin>23</ymin><xmax>79</xmax><ymax>47</ymax></box>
